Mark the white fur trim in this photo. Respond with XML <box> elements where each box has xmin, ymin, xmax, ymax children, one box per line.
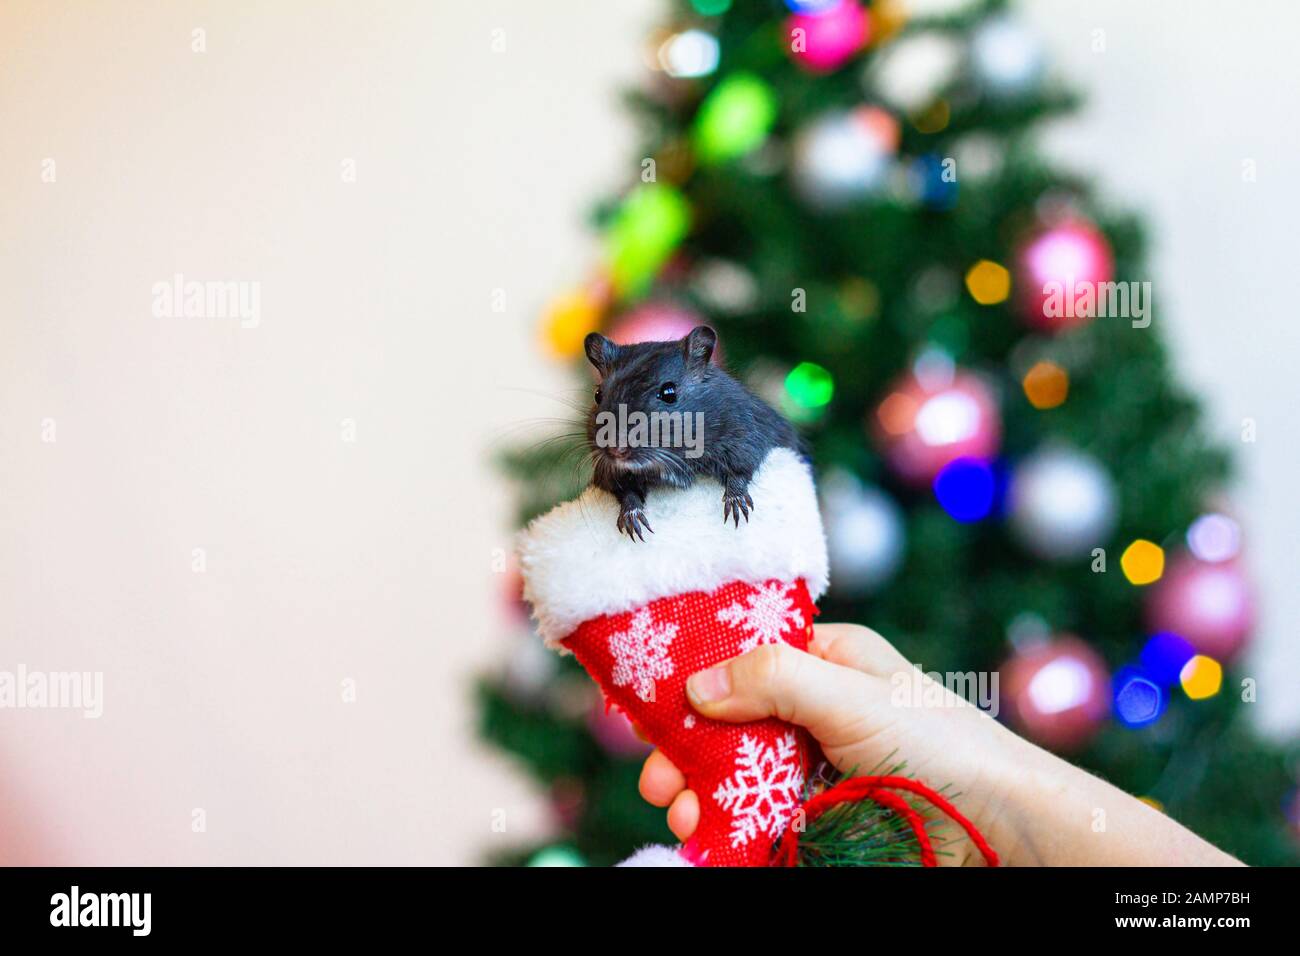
<box><xmin>519</xmin><ymin>447</ymin><xmax>828</xmax><ymax>648</ymax></box>
<box><xmin>616</xmin><ymin>844</ymin><xmax>694</xmax><ymax>867</ymax></box>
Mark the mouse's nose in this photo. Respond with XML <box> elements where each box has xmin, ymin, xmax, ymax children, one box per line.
<box><xmin>607</xmin><ymin>446</ymin><xmax>630</xmax><ymax>460</ymax></box>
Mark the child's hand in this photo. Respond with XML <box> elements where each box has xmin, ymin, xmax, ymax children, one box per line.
<box><xmin>639</xmin><ymin>623</ymin><xmax>1241</xmax><ymax>866</ymax></box>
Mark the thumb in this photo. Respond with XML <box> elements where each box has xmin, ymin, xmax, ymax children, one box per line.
<box><xmin>686</xmin><ymin>644</ymin><xmax>885</xmax><ymax>749</ymax></box>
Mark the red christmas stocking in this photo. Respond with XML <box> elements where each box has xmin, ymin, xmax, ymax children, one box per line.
<box><xmin>519</xmin><ymin>448</ymin><xmax>829</xmax><ymax>866</ymax></box>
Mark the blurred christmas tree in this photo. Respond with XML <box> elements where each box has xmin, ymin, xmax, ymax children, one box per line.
<box><xmin>479</xmin><ymin>0</ymin><xmax>1300</xmax><ymax>866</ymax></box>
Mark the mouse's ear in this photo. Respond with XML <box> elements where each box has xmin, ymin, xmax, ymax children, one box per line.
<box><xmin>584</xmin><ymin>332</ymin><xmax>618</xmax><ymax>375</ymax></box>
<box><xmin>682</xmin><ymin>326</ymin><xmax>716</xmax><ymax>370</ymax></box>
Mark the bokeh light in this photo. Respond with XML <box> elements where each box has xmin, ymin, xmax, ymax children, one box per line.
<box><xmin>1146</xmin><ymin>554</ymin><xmax>1254</xmax><ymax>662</ymax></box>
<box><xmin>785</xmin><ymin>0</ymin><xmax>870</xmax><ymax>74</ymax></box>
<box><xmin>605</xmin><ymin>184</ymin><xmax>691</xmax><ymax>297</ymax></box>
<box><xmin>856</xmin><ymin>105</ymin><xmax>900</xmax><ymax>152</ymax></box>
<box><xmin>914</xmin><ymin>389</ymin><xmax>980</xmax><ymax>446</ymax></box>
<box><xmin>1026</xmin><ymin>228</ymin><xmax>1094</xmax><ymax>287</ymax></box>
<box><xmin>1114</xmin><ymin>667</ymin><xmax>1165</xmax><ymax>727</ymax></box>
<box><xmin>1025</xmin><ymin>654</ymin><xmax>1097</xmax><ymax>716</ymax></box>
<box><xmin>870</xmin><ymin>0</ymin><xmax>908</xmax><ymax>43</ymax></box>
<box><xmin>875</xmin><ymin>390</ymin><xmax>917</xmax><ymax>436</ymax></box>
<box><xmin>1179</xmin><ymin>655</ymin><xmax>1223</xmax><ymax>700</ymax></box>
<box><xmin>658</xmin><ymin>30</ymin><xmax>720</xmax><ymax>78</ymax></box>
<box><xmin>692</xmin><ymin>72</ymin><xmax>778</xmax><ymax>164</ymax></box>
<box><xmin>837</xmin><ymin>276</ymin><xmax>881</xmax><ymax>323</ymax></box>
<box><xmin>783</xmin><ymin>0</ymin><xmax>837</xmax><ymax>12</ymax></box>
<box><xmin>1121</xmin><ymin>539</ymin><xmax>1165</xmax><ymax>586</ymax></box>
<box><xmin>970</xmin><ymin>15</ymin><xmax>1045</xmax><ymax>96</ymax></box>
<box><xmin>527</xmin><ymin>846</ymin><xmax>586</xmax><ymax>867</ymax></box>
<box><xmin>965</xmin><ymin>259</ymin><xmax>1011</xmax><ymax>305</ymax></box>
<box><xmin>1139</xmin><ymin>631</ymin><xmax>1196</xmax><ymax>686</ymax></box>
<box><xmin>871</xmin><ymin>366</ymin><xmax>1001</xmax><ymax>485</ymax></box>
<box><xmin>1186</xmin><ymin>513</ymin><xmax>1241</xmax><ymax>563</ymax></box>
<box><xmin>785</xmin><ymin>361</ymin><xmax>835</xmax><ymax>409</ymax></box>
<box><xmin>912</xmin><ymin>346</ymin><xmax>954</xmax><ymax>389</ymax></box>
<box><xmin>933</xmin><ymin>457</ymin><xmax>996</xmax><ymax>522</ymax></box>
<box><xmin>1016</xmin><ymin>219</ymin><xmax>1115</xmax><ymax>331</ymax></box>
<box><xmin>911</xmin><ymin>98</ymin><xmax>950</xmax><ymax>134</ymax></box>
<box><xmin>541</xmin><ymin>286</ymin><xmax>602</xmax><ymax>358</ymax></box>
<box><xmin>1022</xmin><ymin>359</ymin><xmax>1069</xmax><ymax>409</ymax></box>
<box><xmin>913</xmin><ymin>153</ymin><xmax>958</xmax><ymax>209</ymax></box>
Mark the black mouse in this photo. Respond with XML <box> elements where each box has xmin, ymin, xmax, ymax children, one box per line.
<box><xmin>584</xmin><ymin>325</ymin><xmax>802</xmax><ymax>541</ymax></box>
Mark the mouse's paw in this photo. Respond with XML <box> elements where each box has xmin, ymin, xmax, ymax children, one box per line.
<box><xmin>722</xmin><ymin>490</ymin><xmax>753</xmax><ymax>528</ymax></box>
<box><xmin>617</xmin><ymin>506</ymin><xmax>653</xmax><ymax>542</ymax></box>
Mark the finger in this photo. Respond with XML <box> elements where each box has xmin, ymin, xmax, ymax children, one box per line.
<box><xmin>686</xmin><ymin>643</ymin><xmax>887</xmax><ymax>748</ymax></box>
<box><xmin>638</xmin><ymin>749</ymin><xmax>687</xmax><ymax>808</ymax></box>
<box><xmin>666</xmin><ymin>789</ymin><xmax>699</xmax><ymax>842</ymax></box>
<box><xmin>809</xmin><ymin>623</ymin><xmax>911</xmax><ymax>679</ymax></box>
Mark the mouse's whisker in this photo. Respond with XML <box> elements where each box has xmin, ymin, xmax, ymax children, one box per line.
<box><xmin>485</xmin><ymin>419</ymin><xmax>586</xmax><ymax>456</ymax></box>
<box><xmin>495</xmin><ymin>385</ymin><xmax>593</xmax><ymax>416</ymax></box>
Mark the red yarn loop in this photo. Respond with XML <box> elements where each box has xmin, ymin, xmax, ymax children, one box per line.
<box><xmin>771</xmin><ymin>774</ymin><xmax>1000</xmax><ymax>868</ymax></box>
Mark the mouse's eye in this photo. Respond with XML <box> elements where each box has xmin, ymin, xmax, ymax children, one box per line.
<box><xmin>658</xmin><ymin>382</ymin><xmax>677</xmax><ymax>404</ymax></box>
<box><xmin>594</xmin><ymin>385</ymin><xmax>603</xmax><ymax>404</ymax></box>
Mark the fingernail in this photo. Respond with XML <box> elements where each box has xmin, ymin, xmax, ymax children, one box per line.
<box><xmin>688</xmin><ymin>665</ymin><xmax>731</xmax><ymax>704</ymax></box>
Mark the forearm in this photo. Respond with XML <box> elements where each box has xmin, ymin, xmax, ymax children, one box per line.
<box><xmin>992</xmin><ymin>743</ymin><xmax>1242</xmax><ymax>867</ymax></box>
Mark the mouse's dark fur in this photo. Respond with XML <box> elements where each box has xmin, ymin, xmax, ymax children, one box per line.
<box><xmin>584</xmin><ymin>326</ymin><xmax>802</xmax><ymax>541</ymax></box>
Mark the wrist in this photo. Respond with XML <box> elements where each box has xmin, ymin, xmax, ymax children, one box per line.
<box><xmin>963</xmin><ymin>729</ymin><xmax>1067</xmax><ymax>866</ymax></box>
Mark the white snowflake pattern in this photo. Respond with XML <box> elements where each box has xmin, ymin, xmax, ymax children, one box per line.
<box><xmin>712</xmin><ymin>732</ymin><xmax>804</xmax><ymax>848</ymax></box>
<box><xmin>715</xmin><ymin>581</ymin><xmax>805</xmax><ymax>653</ymax></box>
<box><xmin>608</xmin><ymin>607</ymin><xmax>677</xmax><ymax>703</ymax></box>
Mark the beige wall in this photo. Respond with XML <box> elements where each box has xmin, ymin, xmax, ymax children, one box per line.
<box><xmin>0</xmin><ymin>0</ymin><xmax>655</xmax><ymax>865</ymax></box>
<box><xmin>0</xmin><ymin>1</ymin><xmax>1295</xmax><ymax>865</ymax></box>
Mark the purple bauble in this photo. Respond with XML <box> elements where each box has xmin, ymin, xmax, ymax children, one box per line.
<box><xmin>1146</xmin><ymin>554</ymin><xmax>1255</xmax><ymax>662</ymax></box>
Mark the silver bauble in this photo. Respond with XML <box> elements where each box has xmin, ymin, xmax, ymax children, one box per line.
<box><xmin>1009</xmin><ymin>447</ymin><xmax>1117</xmax><ymax>560</ymax></box>
<box><xmin>792</xmin><ymin>112</ymin><xmax>891</xmax><ymax>209</ymax></box>
<box><xmin>821</xmin><ymin>471</ymin><xmax>905</xmax><ymax>594</ymax></box>
<box><xmin>970</xmin><ymin>16</ymin><xmax>1044</xmax><ymax>98</ymax></box>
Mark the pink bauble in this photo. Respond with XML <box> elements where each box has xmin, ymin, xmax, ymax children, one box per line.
<box><xmin>871</xmin><ymin>368</ymin><xmax>1001</xmax><ymax>484</ymax></box>
<box><xmin>1001</xmin><ymin>636</ymin><xmax>1110</xmax><ymax>753</ymax></box>
<box><xmin>1016</xmin><ymin>220</ymin><xmax>1115</xmax><ymax>332</ymax></box>
<box><xmin>606</xmin><ymin>302</ymin><xmax>721</xmax><ymax>363</ymax></box>
<box><xmin>786</xmin><ymin>0</ymin><xmax>870</xmax><ymax>74</ymax></box>
<box><xmin>587</xmin><ymin>701</ymin><xmax>653</xmax><ymax>758</ymax></box>
<box><xmin>1146</xmin><ymin>555</ymin><xmax>1255</xmax><ymax>662</ymax></box>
